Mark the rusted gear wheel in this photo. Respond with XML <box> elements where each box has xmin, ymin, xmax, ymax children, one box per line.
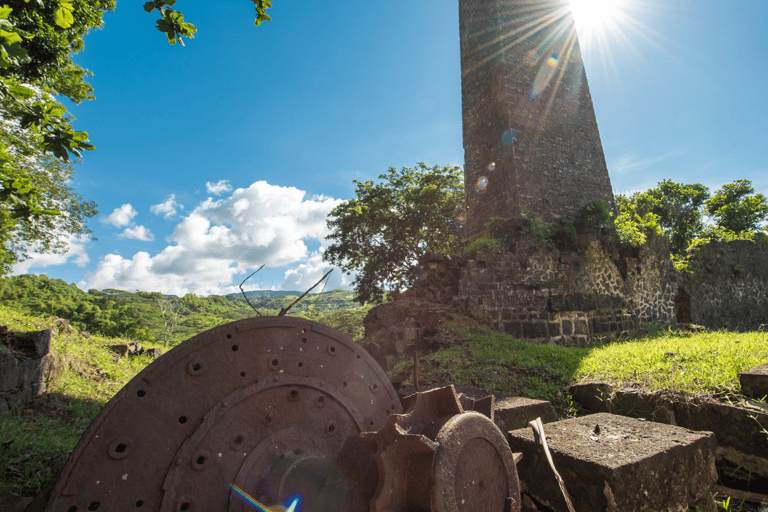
<box><xmin>44</xmin><ymin>317</ymin><xmax>402</xmax><ymax>512</ymax></box>
<box><xmin>359</xmin><ymin>385</ymin><xmax>520</xmax><ymax>512</ymax></box>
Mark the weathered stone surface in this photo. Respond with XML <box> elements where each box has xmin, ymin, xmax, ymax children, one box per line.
<box><xmin>567</xmin><ymin>382</ymin><xmax>613</xmax><ymax>413</ymax></box>
<box><xmin>144</xmin><ymin>347</ymin><xmax>163</xmax><ymax>359</ymax></box>
<box><xmin>458</xmin><ymin>0</ymin><xmax>615</xmax><ymax>237</ymax></box>
<box><xmin>31</xmin><ymin>330</ymin><xmax>51</xmax><ymax>358</ymax></box>
<box><xmin>507</xmin><ymin>413</ymin><xmax>717</xmax><ymax>512</ymax></box>
<box><xmin>109</xmin><ymin>343</ymin><xmax>131</xmax><ymax>356</ymax></box>
<box><xmin>494</xmin><ymin>397</ymin><xmax>557</xmax><ymax>432</ymax></box>
<box><xmin>677</xmin><ymin>239</ymin><xmax>768</xmax><ymax>331</ymax></box>
<box><xmin>568</xmin><ymin>383</ymin><xmax>768</xmax><ymax>483</ymax></box>
<box><xmin>0</xmin><ymin>493</ymin><xmax>34</xmax><ymax>512</ymax></box>
<box><xmin>739</xmin><ymin>363</ymin><xmax>768</xmax><ymax>399</ymax></box>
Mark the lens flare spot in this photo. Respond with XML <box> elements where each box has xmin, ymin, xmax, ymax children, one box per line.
<box><xmin>487</xmin><ymin>162</ymin><xmax>496</xmax><ymax>171</ymax></box>
<box><xmin>476</xmin><ymin>176</ymin><xmax>489</xmax><ymax>194</ymax></box>
<box><xmin>229</xmin><ymin>484</ymin><xmax>301</xmax><ymax>512</ymax></box>
<box><xmin>530</xmin><ymin>54</ymin><xmax>559</xmax><ymax>99</ymax></box>
<box><xmin>502</xmin><ymin>129</ymin><xmax>517</xmax><ymax>145</ymax></box>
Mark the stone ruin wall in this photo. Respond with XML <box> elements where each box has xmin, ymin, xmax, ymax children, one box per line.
<box><xmin>462</xmin><ymin>233</ymin><xmax>676</xmax><ymax>343</ymax></box>
<box><xmin>0</xmin><ymin>329</ymin><xmax>56</xmax><ymax>414</ymax></box>
<box><xmin>363</xmin><ymin>232</ymin><xmax>677</xmax><ymax>369</ymax></box>
<box><xmin>677</xmin><ymin>239</ymin><xmax>768</xmax><ymax>331</ymax></box>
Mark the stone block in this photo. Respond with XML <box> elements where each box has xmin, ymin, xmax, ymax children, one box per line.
<box><xmin>403</xmin><ymin>328</ymin><xmax>418</xmax><ymax>342</ymax></box>
<box><xmin>1</xmin><ymin>357</ymin><xmax>21</xmax><ymax>391</ymax></box>
<box><xmin>567</xmin><ymin>382</ymin><xmax>613</xmax><ymax>413</ymax></box>
<box><xmin>573</xmin><ymin>319</ymin><xmax>588</xmax><ymax>335</ymax></box>
<box><xmin>32</xmin><ymin>330</ymin><xmax>52</xmax><ymax>358</ymax></box>
<box><xmin>109</xmin><ymin>343</ymin><xmax>131</xmax><ymax>357</ymax></box>
<box><xmin>144</xmin><ymin>348</ymin><xmax>164</xmax><ymax>359</ymax></box>
<box><xmin>494</xmin><ymin>397</ymin><xmax>557</xmax><ymax>432</ymax></box>
<box><xmin>739</xmin><ymin>363</ymin><xmax>768</xmax><ymax>399</ymax></box>
<box><xmin>507</xmin><ymin>413</ymin><xmax>717</xmax><ymax>512</ymax></box>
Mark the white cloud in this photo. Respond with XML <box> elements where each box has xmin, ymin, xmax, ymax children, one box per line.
<box><xmin>610</xmin><ymin>151</ymin><xmax>681</xmax><ymax>175</ymax></box>
<box><xmin>281</xmin><ymin>250</ymin><xmax>349</xmax><ymax>292</ymax></box>
<box><xmin>119</xmin><ymin>225</ymin><xmax>155</xmax><ymax>242</ymax></box>
<box><xmin>206</xmin><ymin>180</ymin><xmax>233</xmax><ymax>195</ymax></box>
<box><xmin>11</xmin><ymin>235</ymin><xmax>90</xmax><ymax>274</ymax></box>
<box><xmin>150</xmin><ymin>194</ymin><xmax>183</xmax><ymax>219</ymax></box>
<box><xmin>80</xmin><ymin>181</ymin><xmax>345</xmax><ymax>296</ymax></box>
<box><xmin>102</xmin><ymin>204</ymin><xmax>137</xmax><ymax>228</ymax></box>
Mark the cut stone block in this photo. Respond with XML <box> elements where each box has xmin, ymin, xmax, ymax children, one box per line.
<box><xmin>739</xmin><ymin>363</ymin><xmax>768</xmax><ymax>400</ymax></box>
<box><xmin>494</xmin><ymin>397</ymin><xmax>557</xmax><ymax>432</ymax></box>
<box><xmin>507</xmin><ymin>413</ymin><xmax>717</xmax><ymax>512</ymax></box>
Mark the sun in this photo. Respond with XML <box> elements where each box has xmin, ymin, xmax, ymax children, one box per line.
<box><xmin>568</xmin><ymin>0</ymin><xmax>624</xmax><ymax>37</ymax></box>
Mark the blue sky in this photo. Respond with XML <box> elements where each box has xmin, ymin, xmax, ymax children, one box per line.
<box><xmin>11</xmin><ymin>0</ymin><xmax>768</xmax><ymax>296</ymax></box>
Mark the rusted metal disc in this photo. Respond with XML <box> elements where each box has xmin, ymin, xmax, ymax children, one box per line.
<box><xmin>431</xmin><ymin>412</ymin><xmax>520</xmax><ymax>512</ymax></box>
<box><xmin>45</xmin><ymin>316</ymin><xmax>402</xmax><ymax>512</ymax></box>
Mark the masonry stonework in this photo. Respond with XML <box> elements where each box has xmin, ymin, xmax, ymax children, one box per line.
<box><xmin>363</xmin><ymin>233</ymin><xmax>677</xmax><ymax>369</ymax></box>
<box><xmin>677</xmin><ymin>239</ymin><xmax>768</xmax><ymax>331</ymax></box>
<box><xmin>459</xmin><ymin>0</ymin><xmax>615</xmax><ymax>237</ymax></box>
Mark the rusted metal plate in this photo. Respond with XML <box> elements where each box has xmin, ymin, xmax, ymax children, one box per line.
<box><xmin>45</xmin><ymin>316</ymin><xmax>402</xmax><ymax>512</ymax></box>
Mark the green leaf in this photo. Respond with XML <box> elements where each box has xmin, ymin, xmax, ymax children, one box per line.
<box><xmin>53</xmin><ymin>3</ymin><xmax>75</xmax><ymax>29</ymax></box>
<box><xmin>0</xmin><ymin>28</ymin><xmax>21</xmax><ymax>45</ymax></box>
<box><xmin>9</xmin><ymin>83</ymin><xmax>35</xmax><ymax>98</ymax></box>
<box><xmin>0</xmin><ymin>6</ymin><xmax>12</xmax><ymax>20</ymax></box>
<box><xmin>143</xmin><ymin>2</ymin><xmax>155</xmax><ymax>13</ymax></box>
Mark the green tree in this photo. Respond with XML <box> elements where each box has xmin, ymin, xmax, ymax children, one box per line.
<box><xmin>705</xmin><ymin>179</ymin><xmax>768</xmax><ymax>234</ymax></box>
<box><xmin>617</xmin><ymin>180</ymin><xmax>710</xmax><ymax>255</ymax></box>
<box><xmin>323</xmin><ymin>162</ymin><xmax>464</xmax><ymax>305</ymax></box>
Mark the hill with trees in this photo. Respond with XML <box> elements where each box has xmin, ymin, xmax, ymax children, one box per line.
<box><xmin>0</xmin><ymin>275</ymin><xmax>366</xmax><ymax>345</ymax></box>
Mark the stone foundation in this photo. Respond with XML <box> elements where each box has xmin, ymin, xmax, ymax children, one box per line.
<box><xmin>364</xmin><ymin>231</ymin><xmax>676</xmax><ymax>368</ymax></box>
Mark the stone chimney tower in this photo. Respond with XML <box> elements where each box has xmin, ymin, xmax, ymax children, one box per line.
<box><xmin>459</xmin><ymin>0</ymin><xmax>615</xmax><ymax>238</ymax></box>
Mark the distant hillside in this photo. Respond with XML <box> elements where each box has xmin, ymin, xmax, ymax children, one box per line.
<box><xmin>225</xmin><ymin>290</ymin><xmax>304</xmax><ymax>298</ymax></box>
<box><xmin>0</xmin><ymin>276</ymin><xmax>366</xmax><ymax>346</ymax></box>
<box><xmin>225</xmin><ymin>289</ymin><xmax>358</xmax><ymax>314</ymax></box>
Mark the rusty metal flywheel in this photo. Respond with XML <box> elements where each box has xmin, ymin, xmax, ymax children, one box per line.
<box><xmin>45</xmin><ymin>316</ymin><xmax>402</xmax><ymax>512</ymax></box>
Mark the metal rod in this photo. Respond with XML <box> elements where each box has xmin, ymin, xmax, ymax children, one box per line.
<box><xmin>279</xmin><ymin>269</ymin><xmax>333</xmax><ymax>316</ymax></box>
<box><xmin>239</xmin><ymin>265</ymin><xmax>265</xmax><ymax>316</ymax></box>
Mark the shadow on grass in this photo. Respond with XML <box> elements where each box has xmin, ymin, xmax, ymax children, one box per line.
<box><xmin>391</xmin><ymin>323</ymin><xmax>728</xmax><ymax>418</ymax></box>
<box><xmin>0</xmin><ymin>392</ymin><xmax>105</xmax><ymax>499</ymax></box>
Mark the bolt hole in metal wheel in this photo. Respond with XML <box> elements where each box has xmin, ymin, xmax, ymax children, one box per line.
<box><xmin>45</xmin><ymin>317</ymin><xmax>402</xmax><ymax>512</ymax></box>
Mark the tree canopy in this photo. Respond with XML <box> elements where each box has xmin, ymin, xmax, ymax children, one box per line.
<box><xmin>616</xmin><ymin>179</ymin><xmax>710</xmax><ymax>255</ymax></box>
<box><xmin>704</xmin><ymin>179</ymin><xmax>768</xmax><ymax>234</ymax></box>
<box><xmin>323</xmin><ymin>162</ymin><xmax>464</xmax><ymax>305</ymax></box>
<box><xmin>616</xmin><ymin>179</ymin><xmax>767</xmax><ymax>257</ymax></box>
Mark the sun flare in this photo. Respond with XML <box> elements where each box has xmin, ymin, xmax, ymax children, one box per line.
<box><xmin>568</xmin><ymin>0</ymin><xmax>623</xmax><ymax>36</ymax></box>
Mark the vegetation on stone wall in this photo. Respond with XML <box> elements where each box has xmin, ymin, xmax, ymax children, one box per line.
<box><xmin>471</xmin><ymin>200</ymin><xmax>616</xmax><ymax>254</ymax></box>
<box><xmin>617</xmin><ymin>179</ymin><xmax>768</xmax><ymax>258</ymax></box>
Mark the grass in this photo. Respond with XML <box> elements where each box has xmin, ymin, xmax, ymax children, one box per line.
<box><xmin>1</xmin><ymin>303</ymin><xmax>767</xmax><ymax>501</ymax></box>
<box><xmin>575</xmin><ymin>328</ymin><xmax>768</xmax><ymax>396</ymax></box>
<box><xmin>0</xmin><ymin>304</ymin><xmax>165</xmax><ymax>497</ymax></box>
<box><xmin>394</xmin><ymin>324</ymin><xmax>768</xmax><ymax>416</ymax></box>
